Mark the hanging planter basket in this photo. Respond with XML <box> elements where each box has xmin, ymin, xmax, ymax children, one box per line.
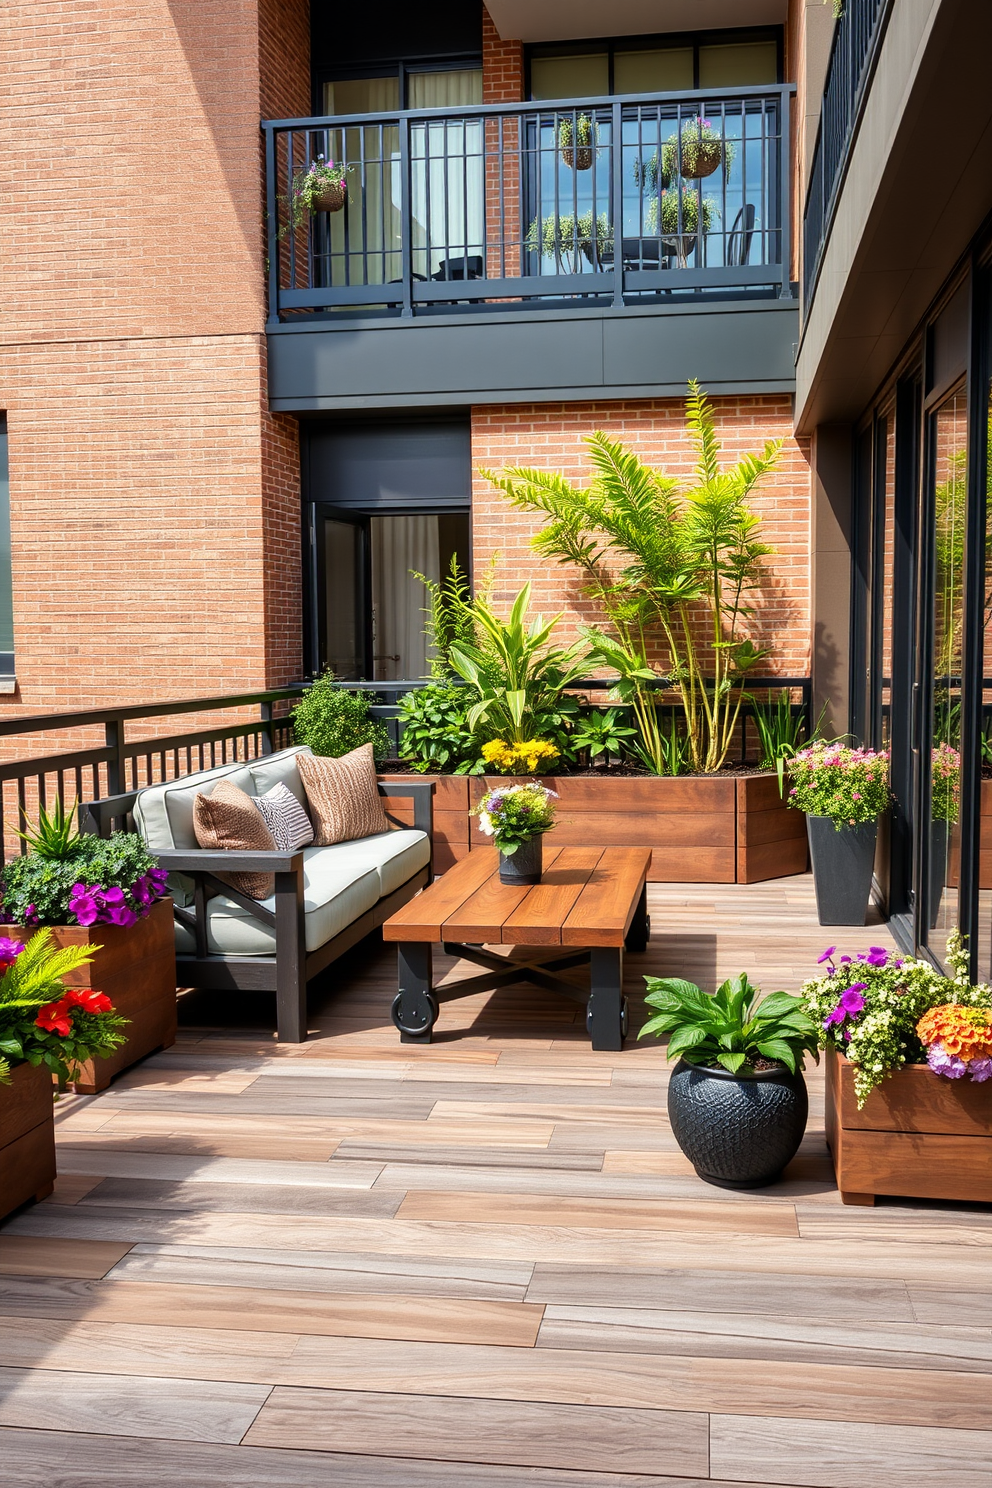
<box><xmin>678</xmin><ymin>138</ymin><xmax>723</xmax><ymax>181</ymax></box>
<box><xmin>310</xmin><ymin>180</ymin><xmax>346</xmax><ymax>213</ymax></box>
<box><xmin>558</xmin><ymin>116</ymin><xmax>596</xmax><ymax>171</ymax></box>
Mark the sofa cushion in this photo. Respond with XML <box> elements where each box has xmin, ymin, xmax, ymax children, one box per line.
<box><xmin>175</xmin><ymin>844</ymin><xmax>382</xmax><ymax>957</ymax></box>
<box><xmin>254</xmin><ymin>782</ymin><xmax>315</xmax><ymax>851</ymax></box>
<box><xmin>297</xmin><ymin>745</ymin><xmax>389</xmax><ymax>846</ymax></box>
<box><xmin>248</xmin><ymin>744</ymin><xmax>312</xmax><ymax>812</ymax></box>
<box><xmin>193</xmin><ymin>780</ymin><xmax>276</xmax><ymax>900</ymax></box>
<box><xmin>134</xmin><ymin>760</ymin><xmax>256</xmax><ymax>853</ymax></box>
<box><xmin>308</xmin><ymin>829</ymin><xmax>430</xmax><ymax>899</ymax></box>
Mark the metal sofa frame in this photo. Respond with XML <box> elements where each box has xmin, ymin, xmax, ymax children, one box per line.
<box><xmin>82</xmin><ymin>780</ymin><xmax>435</xmax><ymax>1043</ymax></box>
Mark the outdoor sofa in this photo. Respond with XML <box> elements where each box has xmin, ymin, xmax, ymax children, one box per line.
<box><xmin>83</xmin><ymin>744</ymin><xmax>434</xmax><ymax>1041</ymax></box>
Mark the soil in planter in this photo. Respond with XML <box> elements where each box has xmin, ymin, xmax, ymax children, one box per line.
<box><xmin>378</xmin><ymin>759</ymin><xmax>772</xmax><ymax>779</ymax></box>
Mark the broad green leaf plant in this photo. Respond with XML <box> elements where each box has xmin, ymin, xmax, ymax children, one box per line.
<box><xmin>447</xmin><ymin>583</ymin><xmax>594</xmax><ymax>746</ymax></box>
<box><xmin>639</xmin><ymin>973</ymin><xmax>819</xmax><ymax>1075</ymax></box>
<box><xmin>483</xmin><ymin>382</ymin><xmax>781</xmax><ymax>773</ymax></box>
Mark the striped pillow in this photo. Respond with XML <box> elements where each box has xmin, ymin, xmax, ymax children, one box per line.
<box><xmin>253</xmin><ymin>782</ymin><xmax>315</xmax><ymax>851</ymax></box>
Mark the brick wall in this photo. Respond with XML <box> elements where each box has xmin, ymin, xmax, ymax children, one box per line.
<box><xmin>482</xmin><ymin>5</ymin><xmax>524</xmax><ymax>103</ymax></box>
<box><xmin>472</xmin><ymin>397</ymin><xmax>812</xmax><ymax>679</ymax></box>
<box><xmin>0</xmin><ymin>0</ymin><xmax>308</xmax><ymax>717</ymax></box>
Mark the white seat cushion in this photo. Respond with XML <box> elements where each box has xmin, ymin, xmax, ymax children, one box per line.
<box><xmin>173</xmin><ymin>830</ymin><xmax>428</xmax><ymax>958</ymax></box>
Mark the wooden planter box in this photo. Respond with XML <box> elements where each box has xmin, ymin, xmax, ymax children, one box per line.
<box><xmin>381</xmin><ymin>772</ymin><xmax>806</xmax><ymax>884</ymax></box>
<box><xmin>824</xmin><ymin>1047</ymin><xmax>992</xmax><ymax>1205</ymax></box>
<box><xmin>0</xmin><ymin>1061</ymin><xmax>56</xmax><ymax>1221</ymax></box>
<box><xmin>7</xmin><ymin>897</ymin><xmax>178</xmax><ymax>1094</ymax></box>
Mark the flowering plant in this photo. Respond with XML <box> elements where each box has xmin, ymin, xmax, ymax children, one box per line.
<box><xmin>787</xmin><ymin>742</ymin><xmax>891</xmax><ymax>828</ymax></box>
<box><xmin>917</xmin><ymin>1004</ymin><xmax>992</xmax><ymax>1082</ymax></box>
<box><xmin>481</xmin><ymin>739</ymin><xmax>560</xmax><ymax>775</ymax></box>
<box><xmin>0</xmin><ymin>930</ymin><xmax>126</xmax><ymax>1085</ymax></box>
<box><xmin>475</xmin><ymin>782</ymin><xmax>557</xmax><ymax>855</ymax></box>
<box><xmin>281</xmin><ymin>155</ymin><xmax>351</xmax><ymax>236</ymax></box>
<box><xmin>932</xmin><ymin>742</ymin><xmax>960</xmax><ymax>824</ymax></box>
<box><xmin>801</xmin><ymin>933</ymin><xmax>992</xmax><ymax>1105</ymax></box>
<box><xmin>0</xmin><ymin>832</ymin><xmax>168</xmax><ymax>929</ymax></box>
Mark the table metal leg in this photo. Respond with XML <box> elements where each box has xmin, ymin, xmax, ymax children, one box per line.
<box><xmin>587</xmin><ymin>947</ymin><xmax>628</xmax><ymax>1051</ymax></box>
<box><xmin>391</xmin><ymin>943</ymin><xmax>437</xmax><ymax>1043</ymax></box>
<box><xmin>625</xmin><ymin>883</ymin><xmax>650</xmax><ymax>953</ymax></box>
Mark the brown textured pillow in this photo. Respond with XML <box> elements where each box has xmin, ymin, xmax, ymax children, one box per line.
<box><xmin>296</xmin><ymin>744</ymin><xmax>389</xmax><ymax>846</ymax></box>
<box><xmin>193</xmin><ymin>779</ymin><xmax>277</xmax><ymax>900</ymax></box>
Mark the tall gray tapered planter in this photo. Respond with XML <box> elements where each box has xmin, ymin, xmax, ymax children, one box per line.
<box><xmin>806</xmin><ymin>815</ymin><xmax>878</xmax><ymax>925</ymax></box>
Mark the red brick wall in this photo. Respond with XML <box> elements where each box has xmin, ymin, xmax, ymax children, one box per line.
<box><xmin>0</xmin><ymin>0</ymin><xmax>308</xmax><ymax>717</ymax></box>
<box><xmin>472</xmin><ymin>397</ymin><xmax>812</xmax><ymax>679</ymax></box>
<box><xmin>482</xmin><ymin>5</ymin><xmax>524</xmax><ymax>103</ymax></box>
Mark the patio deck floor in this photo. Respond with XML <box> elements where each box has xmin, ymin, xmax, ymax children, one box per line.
<box><xmin>1</xmin><ymin>873</ymin><xmax>990</xmax><ymax>1487</ymax></box>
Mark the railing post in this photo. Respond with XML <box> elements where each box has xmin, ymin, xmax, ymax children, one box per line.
<box><xmin>264</xmin><ymin>124</ymin><xmax>281</xmax><ymax>329</ymax></box>
<box><xmin>105</xmin><ymin>718</ymin><xmax>125</xmax><ymax>796</ymax></box>
<box><xmin>260</xmin><ymin>700</ymin><xmax>274</xmax><ymax>756</ymax></box>
<box><xmin>611</xmin><ymin>101</ymin><xmax>624</xmax><ymax>309</ymax></box>
<box><xmin>779</xmin><ymin>87</ymin><xmax>793</xmax><ymax>300</ymax></box>
<box><xmin>399</xmin><ymin>115</ymin><xmax>413</xmax><ymax>318</ymax></box>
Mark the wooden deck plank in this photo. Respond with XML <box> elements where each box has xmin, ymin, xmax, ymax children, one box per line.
<box><xmin>0</xmin><ymin>1236</ymin><xmax>132</xmax><ymax>1280</ymax></box>
<box><xmin>395</xmin><ymin>1191</ymin><xmax>800</xmax><ymax>1236</ymax></box>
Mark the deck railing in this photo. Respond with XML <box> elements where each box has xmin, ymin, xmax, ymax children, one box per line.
<box><xmin>802</xmin><ymin>0</ymin><xmax>894</xmax><ymax>308</ymax></box>
<box><xmin>0</xmin><ymin>677</ymin><xmax>811</xmax><ymax>862</ymax></box>
<box><xmin>264</xmin><ymin>85</ymin><xmax>794</xmax><ymax>322</ymax></box>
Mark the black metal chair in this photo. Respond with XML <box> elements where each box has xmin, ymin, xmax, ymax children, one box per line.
<box><xmin>727</xmin><ymin>204</ymin><xmax>756</xmax><ymax>268</ymax></box>
<box><xmin>431</xmin><ymin>254</ymin><xmax>483</xmax><ymax>281</ymax></box>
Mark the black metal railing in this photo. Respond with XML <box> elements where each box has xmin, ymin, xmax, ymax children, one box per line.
<box><xmin>264</xmin><ymin>85</ymin><xmax>794</xmax><ymax>322</ymax></box>
<box><xmin>0</xmin><ymin>677</ymin><xmax>811</xmax><ymax>861</ymax></box>
<box><xmin>802</xmin><ymin>0</ymin><xmax>894</xmax><ymax>308</ymax></box>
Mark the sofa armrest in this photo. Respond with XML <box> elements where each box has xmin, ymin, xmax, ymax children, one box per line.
<box><xmin>80</xmin><ymin>791</ymin><xmax>139</xmax><ymax>838</ymax></box>
<box><xmin>154</xmin><ymin>848</ymin><xmax>306</xmax><ymax>873</ymax></box>
<box><xmin>377</xmin><ymin>779</ymin><xmax>435</xmax><ymax>838</ymax></box>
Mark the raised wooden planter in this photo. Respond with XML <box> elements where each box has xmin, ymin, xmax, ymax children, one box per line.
<box><xmin>0</xmin><ymin>1061</ymin><xmax>56</xmax><ymax>1221</ymax></box>
<box><xmin>381</xmin><ymin>772</ymin><xmax>806</xmax><ymax>884</ymax></box>
<box><xmin>824</xmin><ymin>1047</ymin><xmax>992</xmax><ymax>1205</ymax></box>
<box><xmin>7</xmin><ymin>897</ymin><xmax>178</xmax><ymax>1094</ymax></box>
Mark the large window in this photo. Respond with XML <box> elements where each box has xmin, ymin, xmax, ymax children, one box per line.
<box><xmin>528</xmin><ymin>30</ymin><xmax>781</xmax><ymax>100</ymax></box>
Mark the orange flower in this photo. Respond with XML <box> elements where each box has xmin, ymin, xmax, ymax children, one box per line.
<box><xmin>917</xmin><ymin>1004</ymin><xmax>992</xmax><ymax>1061</ymax></box>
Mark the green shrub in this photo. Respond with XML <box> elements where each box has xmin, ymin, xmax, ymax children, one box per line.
<box><xmin>398</xmin><ymin>684</ymin><xmax>483</xmax><ymax>775</ymax></box>
<box><xmin>292</xmin><ymin>674</ymin><xmax>390</xmax><ymax>761</ymax></box>
<box><xmin>0</xmin><ymin>833</ymin><xmax>165</xmax><ymax>928</ymax></box>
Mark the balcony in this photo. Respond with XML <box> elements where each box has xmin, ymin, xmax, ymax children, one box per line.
<box><xmin>263</xmin><ymin>87</ymin><xmax>800</xmax><ymax>410</ymax></box>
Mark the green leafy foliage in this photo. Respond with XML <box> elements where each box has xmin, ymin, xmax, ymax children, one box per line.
<box><xmin>0</xmin><ymin>930</ymin><xmax>128</xmax><ymax>1084</ymax></box>
<box><xmin>639</xmin><ymin>973</ymin><xmax>819</xmax><ymax>1075</ymax></box>
<box><xmin>569</xmin><ymin>707</ymin><xmax>637</xmax><ymax>767</ymax></box>
<box><xmin>413</xmin><ymin>555</ymin><xmax>477</xmax><ymax>680</ymax></box>
<box><xmin>292</xmin><ymin>673</ymin><xmax>390</xmax><ymax>762</ymax></box>
<box><xmin>398</xmin><ymin>684</ymin><xmax>483</xmax><ymax>775</ymax></box>
<box><xmin>526</xmin><ymin>211</ymin><xmax>612</xmax><ymax>267</ymax></box>
<box><xmin>484</xmin><ymin>382</ymin><xmax>781</xmax><ymax>774</ymax></box>
<box><xmin>16</xmin><ymin>797</ymin><xmax>82</xmax><ymax>860</ymax></box>
<box><xmin>448</xmin><ymin>583</ymin><xmax>595</xmax><ymax>747</ymax></box>
<box><xmin>750</xmin><ymin>691</ymin><xmax>810</xmax><ymax>797</ymax></box>
<box><xmin>0</xmin><ymin>833</ymin><xmax>161</xmax><ymax>927</ymax></box>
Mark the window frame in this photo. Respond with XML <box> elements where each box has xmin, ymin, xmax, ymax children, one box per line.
<box><xmin>315</xmin><ymin>55</ymin><xmax>484</xmax><ymax>115</ymax></box>
<box><xmin>525</xmin><ymin>26</ymin><xmax>784</xmax><ymax>99</ymax></box>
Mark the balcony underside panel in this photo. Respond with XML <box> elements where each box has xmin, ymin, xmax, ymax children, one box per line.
<box><xmin>267</xmin><ymin>300</ymin><xmax>798</xmax><ymax>411</ymax></box>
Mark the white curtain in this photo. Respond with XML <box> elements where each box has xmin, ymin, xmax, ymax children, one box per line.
<box><xmin>371</xmin><ymin>516</ymin><xmax>440</xmax><ymax>681</ymax></box>
<box><xmin>323</xmin><ymin>80</ymin><xmax>403</xmax><ymax>287</ymax></box>
<box><xmin>408</xmin><ymin>71</ymin><xmax>485</xmax><ymax>279</ymax></box>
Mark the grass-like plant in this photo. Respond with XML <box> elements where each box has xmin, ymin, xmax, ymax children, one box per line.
<box><xmin>750</xmin><ymin>691</ymin><xmax>810</xmax><ymax>796</ymax></box>
<box><xmin>483</xmin><ymin>382</ymin><xmax>781</xmax><ymax>774</ymax></box>
<box><xmin>639</xmin><ymin>973</ymin><xmax>819</xmax><ymax>1075</ymax></box>
<box><xmin>16</xmin><ymin>798</ymin><xmax>81</xmax><ymax>859</ymax></box>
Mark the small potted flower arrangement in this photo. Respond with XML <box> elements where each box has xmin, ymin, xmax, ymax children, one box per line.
<box><xmin>0</xmin><ymin>930</ymin><xmax>126</xmax><ymax>1221</ymax></box>
<box><xmin>475</xmin><ymin>781</ymin><xmax>558</xmax><ymax>884</ymax></box>
<box><xmin>639</xmin><ymin>973</ymin><xmax>819</xmax><ymax>1188</ymax></box>
<box><xmin>802</xmin><ymin>934</ymin><xmax>992</xmax><ymax>1203</ymax></box>
<box><xmin>557</xmin><ymin>114</ymin><xmax>597</xmax><ymax>171</ymax></box>
<box><xmin>787</xmin><ymin>742</ymin><xmax>891</xmax><ymax>924</ymax></box>
<box><xmin>0</xmin><ymin>801</ymin><xmax>175</xmax><ymax>1093</ymax></box>
<box><xmin>280</xmin><ymin>155</ymin><xmax>351</xmax><ymax>237</ymax></box>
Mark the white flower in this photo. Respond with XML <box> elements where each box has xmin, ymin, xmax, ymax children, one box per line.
<box><xmin>478</xmin><ymin>812</ymin><xmax>494</xmax><ymax>837</ymax></box>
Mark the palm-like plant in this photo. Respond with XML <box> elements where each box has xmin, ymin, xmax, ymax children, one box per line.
<box><xmin>482</xmin><ymin>382</ymin><xmax>780</xmax><ymax>773</ymax></box>
<box><xmin>447</xmin><ymin>583</ymin><xmax>594</xmax><ymax>745</ymax></box>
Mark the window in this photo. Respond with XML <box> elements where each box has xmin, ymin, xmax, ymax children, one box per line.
<box><xmin>528</xmin><ymin>30</ymin><xmax>781</xmax><ymax>100</ymax></box>
<box><xmin>323</xmin><ymin>66</ymin><xmax>482</xmax><ymax>115</ymax></box>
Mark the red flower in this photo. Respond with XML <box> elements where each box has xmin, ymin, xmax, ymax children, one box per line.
<box><xmin>66</xmin><ymin>988</ymin><xmax>113</xmax><ymax>1015</ymax></box>
<box><xmin>36</xmin><ymin>997</ymin><xmax>74</xmax><ymax>1036</ymax></box>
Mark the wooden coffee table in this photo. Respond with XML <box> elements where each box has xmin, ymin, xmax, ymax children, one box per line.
<box><xmin>382</xmin><ymin>845</ymin><xmax>651</xmax><ymax>1050</ymax></box>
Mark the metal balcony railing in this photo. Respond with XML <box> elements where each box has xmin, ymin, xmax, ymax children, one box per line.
<box><xmin>802</xmin><ymin>0</ymin><xmax>894</xmax><ymax>309</ymax></box>
<box><xmin>263</xmin><ymin>85</ymin><xmax>794</xmax><ymax>322</ymax></box>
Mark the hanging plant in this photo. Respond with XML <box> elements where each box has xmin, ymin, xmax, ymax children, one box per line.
<box><xmin>634</xmin><ymin>119</ymin><xmax>735</xmax><ymax>191</ymax></box>
<box><xmin>646</xmin><ymin>188</ymin><xmax>716</xmax><ymax>238</ymax></box>
<box><xmin>278</xmin><ymin>155</ymin><xmax>352</xmax><ymax>239</ymax></box>
<box><xmin>557</xmin><ymin>114</ymin><xmax>597</xmax><ymax>171</ymax></box>
<box><xmin>526</xmin><ymin>210</ymin><xmax>613</xmax><ymax>266</ymax></box>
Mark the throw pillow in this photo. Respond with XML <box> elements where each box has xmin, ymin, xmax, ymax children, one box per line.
<box><xmin>296</xmin><ymin>744</ymin><xmax>389</xmax><ymax>846</ymax></box>
<box><xmin>193</xmin><ymin>779</ymin><xmax>277</xmax><ymax>900</ymax></box>
<box><xmin>254</xmin><ymin>781</ymin><xmax>314</xmax><ymax>851</ymax></box>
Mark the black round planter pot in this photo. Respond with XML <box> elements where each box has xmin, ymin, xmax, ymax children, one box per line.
<box><xmin>667</xmin><ymin>1059</ymin><xmax>809</xmax><ymax>1189</ymax></box>
<box><xmin>498</xmin><ymin>836</ymin><xmax>543</xmax><ymax>885</ymax></box>
<box><xmin>806</xmin><ymin>814</ymin><xmax>878</xmax><ymax>925</ymax></box>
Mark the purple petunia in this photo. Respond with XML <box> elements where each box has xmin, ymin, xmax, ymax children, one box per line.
<box><xmin>69</xmin><ymin>884</ymin><xmax>101</xmax><ymax>927</ymax></box>
<box><xmin>824</xmin><ymin>984</ymin><xmax>867</xmax><ymax>1029</ymax></box>
<box><xmin>927</xmin><ymin>1044</ymin><xmax>967</xmax><ymax>1079</ymax></box>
